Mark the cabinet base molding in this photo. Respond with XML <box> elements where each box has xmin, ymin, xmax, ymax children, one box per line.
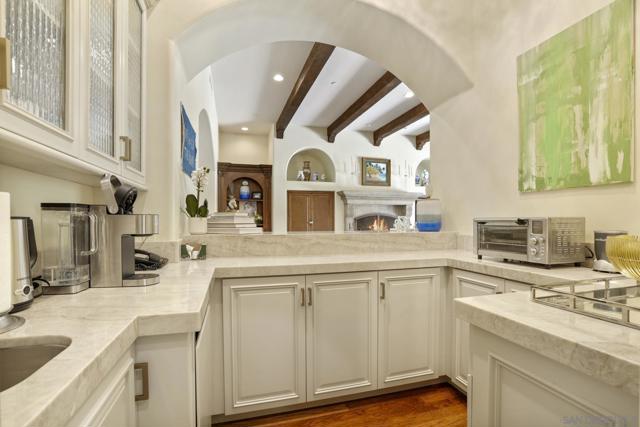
<box><xmin>212</xmin><ymin>376</ymin><xmax>449</xmax><ymax>424</ymax></box>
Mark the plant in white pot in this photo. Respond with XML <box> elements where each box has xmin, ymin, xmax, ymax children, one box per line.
<box><xmin>184</xmin><ymin>167</ymin><xmax>210</xmax><ymax>234</ymax></box>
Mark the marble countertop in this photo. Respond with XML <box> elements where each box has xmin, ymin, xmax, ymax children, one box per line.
<box><xmin>210</xmin><ymin>250</ymin><xmax>615</xmax><ymax>285</ymax></box>
<box><xmin>455</xmin><ymin>291</ymin><xmax>640</xmax><ymax>397</ymax></box>
<box><xmin>0</xmin><ymin>250</ymin><xmax>620</xmax><ymax>426</ymax></box>
<box><xmin>0</xmin><ymin>260</ymin><xmax>215</xmax><ymax>427</ymax></box>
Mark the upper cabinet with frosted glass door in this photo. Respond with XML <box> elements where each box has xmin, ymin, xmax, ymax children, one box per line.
<box><xmin>84</xmin><ymin>0</ymin><xmax>146</xmax><ymax>182</ymax></box>
<box><xmin>0</xmin><ymin>0</ymin><xmax>78</xmax><ymax>154</ymax></box>
<box><xmin>0</xmin><ymin>0</ymin><xmax>147</xmax><ymax>184</ymax></box>
<box><xmin>121</xmin><ymin>0</ymin><xmax>145</xmax><ymax>182</ymax></box>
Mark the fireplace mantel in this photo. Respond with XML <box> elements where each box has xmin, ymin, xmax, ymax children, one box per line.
<box><xmin>338</xmin><ymin>190</ymin><xmax>423</xmax><ymax>231</ymax></box>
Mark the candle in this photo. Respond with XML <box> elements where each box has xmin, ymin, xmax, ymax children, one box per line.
<box><xmin>0</xmin><ymin>192</ymin><xmax>12</xmax><ymax>315</ymax></box>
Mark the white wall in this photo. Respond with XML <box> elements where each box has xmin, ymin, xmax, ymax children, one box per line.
<box><xmin>178</xmin><ymin>67</ymin><xmax>219</xmax><ymax>234</ymax></box>
<box><xmin>272</xmin><ymin>126</ymin><xmax>429</xmax><ymax>233</ymax></box>
<box><xmin>0</xmin><ymin>164</ymin><xmax>97</xmax><ymax>256</ymax></box>
<box><xmin>428</xmin><ymin>0</ymin><xmax>636</xmax><ymax>238</ymax></box>
<box><xmin>219</xmin><ymin>132</ymin><xmax>272</xmax><ymax>164</ymax></box>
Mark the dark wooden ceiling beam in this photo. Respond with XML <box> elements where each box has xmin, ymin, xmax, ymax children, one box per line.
<box><xmin>373</xmin><ymin>104</ymin><xmax>429</xmax><ymax>146</ymax></box>
<box><xmin>275</xmin><ymin>42</ymin><xmax>335</xmax><ymax>139</ymax></box>
<box><xmin>326</xmin><ymin>71</ymin><xmax>400</xmax><ymax>143</ymax></box>
<box><xmin>415</xmin><ymin>130</ymin><xmax>430</xmax><ymax>150</ymax></box>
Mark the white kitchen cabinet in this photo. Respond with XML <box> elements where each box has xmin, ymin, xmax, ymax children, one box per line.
<box><xmin>378</xmin><ymin>268</ymin><xmax>441</xmax><ymax>389</ymax></box>
<box><xmin>223</xmin><ymin>276</ymin><xmax>306</xmax><ymax>414</ymax></box>
<box><xmin>135</xmin><ymin>333</ymin><xmax>196</xmax><ymax>427</ymax></box>
<box><xmin>120</xmin><ymin>0</ymin><xmax>145</xmax><ymax>181</ymax></box>
<box><xmin>452</xmin><ymin>269</ymin><xmax>504</xmax><ymax>392</ymax></box>
<box><xmin>468</xmin><ymin>325</ymin><xmax>637</xmax><ymax>427</ymax></box>
<box><xmin>196</xmin><ymin>305</ymin><xmax>215</xmax><ymax>427</ymax></box>
<box><xmin>305</xmin><ymin>271</ymin><xmax>378</xmax><ymax>401</ymax></box>
<box><xmin>0</xmin><ymin>0</ymin><xmax>147</xmax><ymax>184</ymax></box>
<box><xmin>0</xmin><ymin>0</ymin><xmax>76</xmax><ymax>155</ymax></box>
<box><xmin>68</xmin><ymin>347</ymin><xmax>137</xmax><ymax>427</ymax></box>
<box><xmin>505</xmin><ymin>279</ymin><xmax>531</xmax><ymax>293</ymax></box>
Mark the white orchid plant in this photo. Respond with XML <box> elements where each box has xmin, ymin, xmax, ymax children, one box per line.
<box><xmin>185</xmin><ymin>166</ymin><xmax>210</xmax><ymax>218</ymax></box>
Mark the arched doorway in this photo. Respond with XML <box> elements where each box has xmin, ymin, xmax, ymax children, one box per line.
<box><xmin>144</xmin><ymin>0</ymin><xmax>472</xmax><ymax>239</ymax></box>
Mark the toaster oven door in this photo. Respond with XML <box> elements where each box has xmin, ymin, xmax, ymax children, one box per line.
<box><xmin>476</xmin><ymin>220</ymin><xmax>529</xmax><ymax>261</ymax></box>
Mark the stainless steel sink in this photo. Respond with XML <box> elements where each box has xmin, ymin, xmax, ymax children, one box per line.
<box><xmin>0</xmin><ymin>337</ymin><xmax>71</xmax><ymax>392</ymax></box>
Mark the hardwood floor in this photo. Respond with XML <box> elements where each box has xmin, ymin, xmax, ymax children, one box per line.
<box><xmin>217</xmin><ymin>384</ymin><xmax>467</xmax><ymax>427</ymax></box>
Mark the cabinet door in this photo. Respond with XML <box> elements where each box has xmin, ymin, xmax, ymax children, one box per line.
<box><xmin>196</xmin><ymin>305</ymin><xmax>214</xmax><ymax>427</ymax></box>
<box><xmin>308</xmin><ymin>192</ymin><xmax>334</xmax><ymax>231</ymax></box>
<box><xmin>287</xmin><ymin>191</ymin><xmax>310</xmax><ymax>232</ymax></box>
<box><xmin>121</xmin><ymin>0</ymin><xmax>145</xmax><ymax>182</ymax></box>
<box><xmin>135</xmin><ymin>333</ymin><xmax>196</xmax><ymax>427</ymax></box>
<box><xmin>223</xmin><ymin>276</ymin><xmax>306</xmax><ymax>414</ymax></box>
<box><xmin>1</xmin><ymin>0</ymin><xmax>75</xmax><ymax>152</ymax></box>
<box><xmin>305</xmin><ymin>272</ymin><xmax>377</xmax><ymax>401</ymax></box>
<box><xmin>378</xmin><ymin>268</ymin><xmax>440</xmax><ymax>389</ymax></box>
<box><xmin>68</xmin><ymin>348</ymin><xmax>137</xmax><ymax>427</ymax></box>
<box><xmin>287</xmin><ymin>191</ymin><xmax>335</xmax><ymax>232</ymax></box>
<box><xmin>452</xmin><ymin>270</ymin><xmax>504</xmax><ymax>392</ymax></box>
<box><xmin>85</xmin><ymin>0</ymin><xmax>121</xmax><ymax>171</ymax></box>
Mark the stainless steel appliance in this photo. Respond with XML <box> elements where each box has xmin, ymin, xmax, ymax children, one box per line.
<box><xmin>40</xmin><ymin>203</ymin><xmax>97</xmax><ymax>294</ymax></box>
<box><xmin>10</xmin><ymin>217</ymin><xmax>36</xmax><ymax>312</ymax></box>
<box><xmin>90</xmin><ymin>175</ymin><xmax>160</xmax><ymax>287</ymax></box>
<box><xmin>474</xmin><ymin>217</ymin><xmax>586</xmax><ymax>267</ymax></box>
<box><xmin>593</xmin><ymin>230</ymin><xmax>627</xmax><ymax>273</ymax></box>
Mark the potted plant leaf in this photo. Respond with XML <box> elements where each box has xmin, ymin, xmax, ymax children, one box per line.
<box><xmin>184</xmin><ymin>167</ymin><xmax>210</xmax><ymax>234</ymax></box>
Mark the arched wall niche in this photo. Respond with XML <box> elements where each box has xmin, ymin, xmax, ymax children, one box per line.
<box><xmin>286</xmin><ymin>148</ymin><xmax>336</xmax><ymax>182</ymax></box>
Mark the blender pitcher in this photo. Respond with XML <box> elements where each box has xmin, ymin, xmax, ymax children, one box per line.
<box><xmin>40</xmin><ymin>203</ymin><xmax>97</xmax><ymax>294</ymax></box>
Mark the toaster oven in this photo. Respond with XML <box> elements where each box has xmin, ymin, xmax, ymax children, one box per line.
<box><xmin>474</xmin><ymin>217</ymin><xmax>586</xmax><ymax>267</ymax></box>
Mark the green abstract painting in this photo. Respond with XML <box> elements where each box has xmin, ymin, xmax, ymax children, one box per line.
<box><xmin>518</xmin><ymin>0</ymin><xmax>634</xmax><ymax>192</ymax></box>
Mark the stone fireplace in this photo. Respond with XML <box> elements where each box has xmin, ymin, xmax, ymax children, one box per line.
<box><xmin>338</xmin><ymin>190</ymin><xmax>423</xmax><ymax>232</ymax></box>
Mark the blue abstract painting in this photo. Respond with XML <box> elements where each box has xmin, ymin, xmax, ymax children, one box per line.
<box><xmin>181</xmin><ymin>104</ymin><xmax>197</xmax><ymax>176</ymax></box>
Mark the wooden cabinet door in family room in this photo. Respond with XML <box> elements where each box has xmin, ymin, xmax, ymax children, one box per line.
<box><xmin>287</xmin><ymin>191</ymin><xmax>334</xmax><ymax>232</ymax></box>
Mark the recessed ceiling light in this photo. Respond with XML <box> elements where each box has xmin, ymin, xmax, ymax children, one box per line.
<box><xmin>241</xmin><ymin>127</ymin><xmax>249</xmax><ymax>132</ymax></box>
<box><xmin>273</xmin><ymin>73</ymin><xmax>284</xmax><ymax>82</ymax></box>
<box><xmin>404</xmin><ymin>90</ymin><xmax>415</xmax><ymax>99</ymax></box>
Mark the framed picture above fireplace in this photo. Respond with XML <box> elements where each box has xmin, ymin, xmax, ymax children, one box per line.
<box><xmin>362</xmin><ymin>157</ymin><xmax>391</xmax><ymax>186</ymax></box>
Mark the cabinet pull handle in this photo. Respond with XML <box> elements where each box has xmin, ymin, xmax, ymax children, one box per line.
<box><xmin>380</xmin><ymin>282</ymin><xmax>386</xmax><ymax>300</ymax></box>
<box><xmin>120</xmin><ymin>136</ymin><xmax>132</xmax><ymax>161</ymax></box>
<box><xmin>0</xmin><ymin>38</ymin><xmax>10</xmax><ymax>90</ymax></box>
<box><xmin>301</xmin><ymin>288</ymin><xmax>305</xmax><ymax>306</ymax></box>
<box><xmin>307</xmin><ymin>289</ymin><xmax>312</xmax><ymax>306</ymax></box>
<box><xmin>134</xmin><ymin>362</ymin><xmax>149</xmax><ymax>401</ymax></box>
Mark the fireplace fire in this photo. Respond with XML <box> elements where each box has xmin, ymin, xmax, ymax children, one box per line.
<box><xmin>369</xmin><ymin>217</ymin><xmax>389</xmax><ymax>232</ymax></box>
<box><xmin>356</xmin><ymin>214</ymin><xmax>396</xmax><ymax>232</ymax></box>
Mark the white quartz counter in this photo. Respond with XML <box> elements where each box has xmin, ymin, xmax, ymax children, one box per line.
<box><xmin>455</xmin><ymin>291</ymin><xmax>640</xmax><ymax>398</ymax></box>
<box><xmin>0</xmin><ymin>250</ymin><xmax>620</xmax><ymax>426</ymax></box>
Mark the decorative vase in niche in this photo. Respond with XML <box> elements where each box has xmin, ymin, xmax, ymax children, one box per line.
<box><xmin>303</xmin><ymin>161</ymin><xmax>311</xmax><ymax>181</ymax></box>
<box><xmin>188</xmin><ymin>217</ymin><xmax>208</xmax><ymax>235</ymax></box>
<box><xmin>296</xmin><ymin>170</ymin><xmax>305</xmax><ymax>181</ymax></box>
<box><xmin>239</xmin><ymin>180</ymin><xmax>251</xmax><ymax>200</ymax></box>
